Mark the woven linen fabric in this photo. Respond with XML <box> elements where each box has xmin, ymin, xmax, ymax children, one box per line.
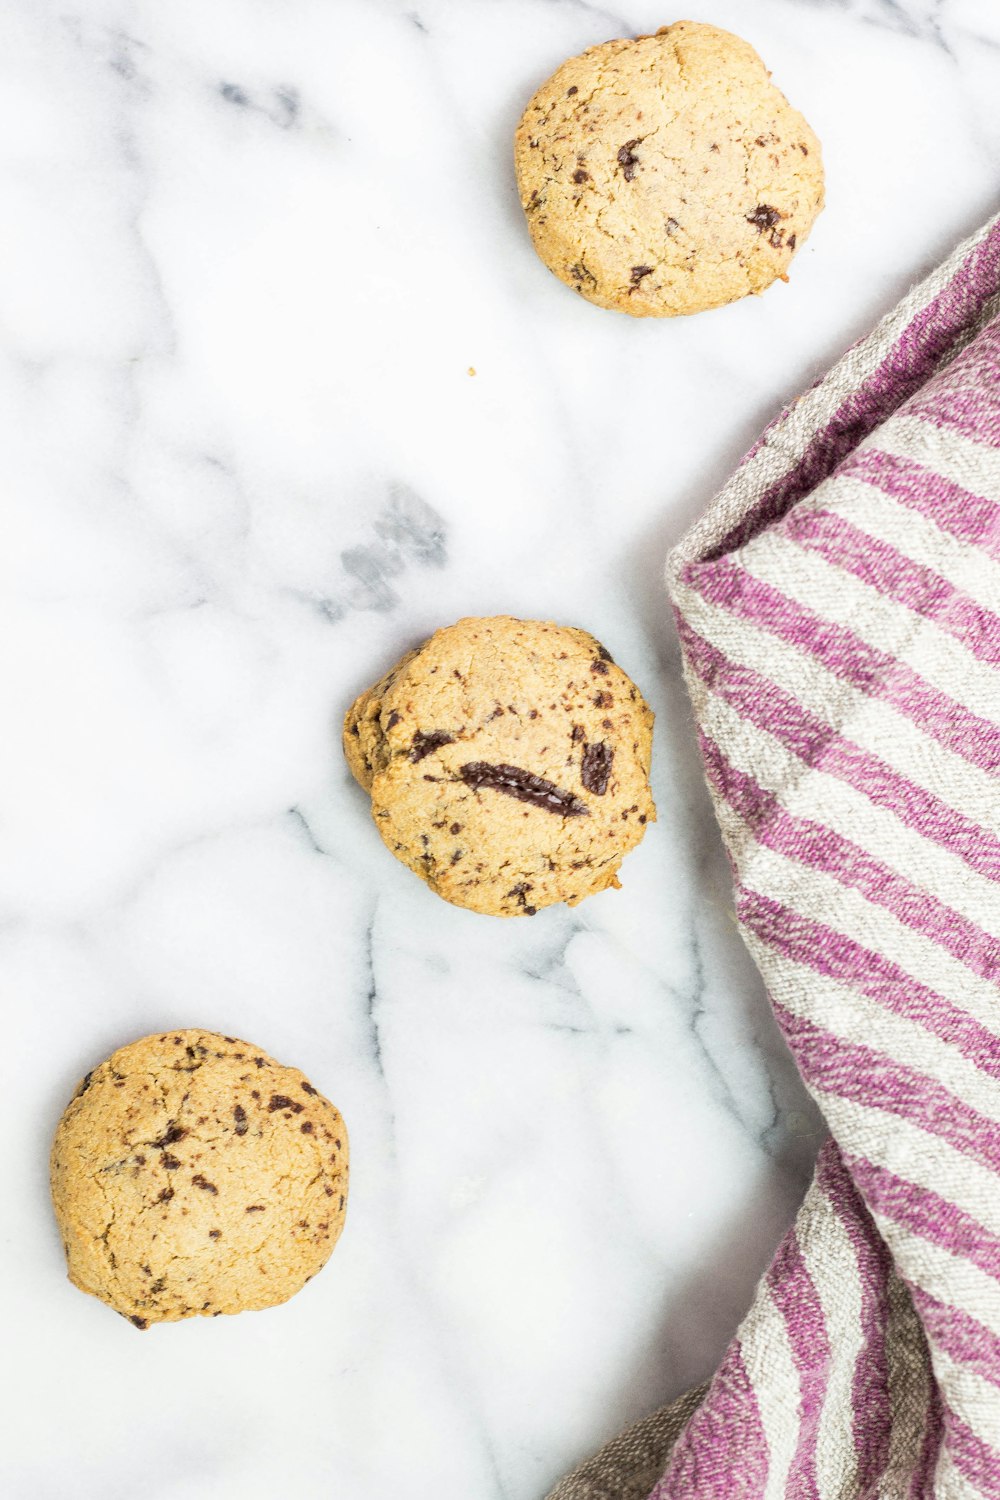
<box><xmin>549</xmin><ymin>211</ymin><xmax>1000</xmax><ymax>1500</ymax></box>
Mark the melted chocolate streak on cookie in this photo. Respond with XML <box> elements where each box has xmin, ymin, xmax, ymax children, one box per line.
<box><xmin>459</xmin><ymin>763</ymin><xmax>589</xmax><ymax>817</ymax></box>
<box><xmin>409</xmin><ymin>729</ymin><xmax>454</xmax><ymax>762</ymax></box>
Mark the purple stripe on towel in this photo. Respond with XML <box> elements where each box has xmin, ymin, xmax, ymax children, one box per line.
<box><xmin>842</xmin><ymin>447</ymin><xmax>1000</xmax><ymax>559</ymax></box>
<box><xmin>700</xmin><ymin>740</ymin><xmax>1000</xmax><ymax>986</ymax></box>
<box><xmin>678</xmin><ymin>619</ymin><xmax>1000</xmax><ymax>881</ymax></box>
<box><xmin>684</xmin><ymin>556</ymin><xmax>1000</xmax><ymax>771</ymax></box>
<box><xmin>816</xmin><ymin>1146</ymin><xmax>894</xmax><ymax>1492</ymax></box>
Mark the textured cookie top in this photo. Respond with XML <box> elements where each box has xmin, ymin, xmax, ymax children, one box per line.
<box><xmin>514</xmin><ymin>20</ymin><xmax>824</xmax><ymax>317</ymax></box>
<box><xmin>50</xmin><ymin>1030</ymin><xmax>348</xmax><ymax>1326</ymax></box>
<box><xmin>344</xmin><ymin>616</ymin><xmax>655</xmax><ymax>916</ymax></box>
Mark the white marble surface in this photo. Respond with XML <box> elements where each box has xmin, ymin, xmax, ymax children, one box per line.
<box><xmin>3</xmin><ymin>1</ymin><xmax>999</xmax><ymax>1495</ymax></box>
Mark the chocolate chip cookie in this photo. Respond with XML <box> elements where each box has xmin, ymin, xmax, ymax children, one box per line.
<box><xmin>344</xmin><ymin>616</ymin><xmax>655</xmax><ymax>916</ymax></box>
<box><xmin>514</xmin><ymin>20</ymin><xmax>824</xmax><ymax>317</ymax></box>
<box><xmin>50</xmin><ymin>1030</ymin><xmax>348</xmax><ymax>1326</ymax></box>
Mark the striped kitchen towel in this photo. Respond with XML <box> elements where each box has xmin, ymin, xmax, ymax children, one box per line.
<box><xmin>550</xmin><ymin>211</ymin><xmax>1000</xmax><ymax>1500</ymax></box>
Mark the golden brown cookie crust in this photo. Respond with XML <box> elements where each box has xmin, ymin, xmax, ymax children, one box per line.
<box><xmin>50</xmin><ymin>1030</ymin><xmax>348</xmax><ymax>1326</ymax></box>
<box><xmin>344</xmin><ymin>616</ymin><xmax>655</xmax><ymax>916</ymax></box>
<box><xmin>514</xmin><ymin>21</ymin><xmax>824</xmax><ymax>317</ymax></box>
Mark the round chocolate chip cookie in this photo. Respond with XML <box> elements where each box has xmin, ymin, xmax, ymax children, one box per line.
<box><xmin>50</xmin><ymin>1030</ymin><xmax>348</xmax><ymax>1327</ymax></box>
<box><xmin>344</xmin><ymin>616</ymin><xmax>655</xmax><ymax>916</ymax></box>
<box><xmin>514</xmin><ymin>20</ymin><xmax>824</xmax><ymax>317</ymax></box>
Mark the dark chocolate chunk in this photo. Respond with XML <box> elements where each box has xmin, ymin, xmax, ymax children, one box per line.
<box><xmin>246</xmin><ymin>1204</ymin><xmax>265</xmax><ymax>1213</ymax></box>
<box><xmin>386</xmin><ymin>710</ymin><xmax>402</xmax><ymax>729</ymax></box>
<box><xmin>787</xmin><ymin>233</ymin><xmax>797</xmax><ymax>250</ymax></box>
<box><xmin>597</xmin><ymin>644</ymin><xmax>614</xmax><ymax>662</ymax></box>
<box><xmin>459</xmin><ymin>762</ymin><xmax>589</xmax><ymax>817</ymax></box>
<box><xmin>570</xmin><ymin>724</ymin><xmax>585</xmax><ymax>743</ymax></box>
<box><xmin>156</xmin><ymin>1186</ymin><xmax>174</xmax><ymax>1203</ymax></box>
<box><xmin>590</xmin><ymin>658</ymin><xmax>609</xmax><ymax>675</ymax></box>
<box><xmin>301</xmin><ymin>1082</ymin><xmax>318</xmax><ymax>1096</ymax></box>
<box><xmin>617</xmin><ymin>139</ymin><xmax>641</xmax><ymax>181</ymax></box>
<box><xmin>233</xmin><ymin>1104</ymin><xmax>248</xmax><ymax>1136</ymax></box>
<box><xmin>630</xmin><ymin>265</ymin><xmax>653</xmax><ymax>285</ymax></box>
<box><xmin>161</xmin><ymin>1154</ymin><xmax>181</xmax><ymax>1171</ymax></box>
<box><xmin>409</xmin><ymin>729</ymin><xmax>454</xmax><ymax>762</ymax></box>
<box><xmin>746</xmin><ymin>204</ymin><xmax>782</xmax><ymax>232</ymax></box>
<box><xmin>567</xmin><ymin>85</ymin><xmax>578</xmax><ymax>96</ymax></box>
<box><xmin>152</xmin><ymin>1122</ymin><xmax>187</xmax><ymax>1150</ymax></box>
<box><xmin>301</xmin><ymin>1121</ymin><xmax>314</xmax><ymax>1134</ymax></box>
<box><xmin>268</xmin><ymin>1094</ymin><xmax>304</xmax><ymax>1114</ymax></box>
<box><xmin>506</xmin><ymin>882</ymin><xmax>537</xmax><ymax>915</ymax></box>
<box><xmin>573</xmin><ymin>168</ymin><xmax>589</xmax><ymax>184</ymax></box>
<box><xmin>191</xmin><ymin>1174</ymin><xmax>218</xmax><ymax>1194</ymax></box>
<box><xmin>581</xmin><ymin>742</ymin><xmax>614</xmax><ymax>796</ymax></box>
<box><xmin>128</xmin><ymin>1315</ymin><xmax>149</xmax><ymax>1330</ymax></box>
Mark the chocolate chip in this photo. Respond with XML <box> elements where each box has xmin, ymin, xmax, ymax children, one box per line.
<box><xmin>192</xmin><ymin>1174</ymin><xmax>218</xmax><ymax>1194</ymax></box>
<box><xmin>630</xmin><ymin>265</ymin><xmax>653</xmax><ymax>285</ymax></box>
<box><xmin>459</xmin><ymin>762</ymin><xmax>589</xmax><ymax>817</ymax></box>
<box><xmin>128</xmin><ymin>1315</ymin><xmax>149</xmax><ymax>1330</ymax></box>
<box><xmin>787</xmin><ymin>233</ymin><xmax>797</xmax><ymax>250</ymax></box>
<box><xmin>301</xmin><ymin>1082</ymin><xmax>318</xmax><ymax>1096</ymax></box>
<box><xmin>386</xmin><ymin>710</ymin><xmax>402</xmax><ymax>729</ymax></box>
<box><xmin>156</xmin><ymin>1187</ymin><xmax>174</xmax><ymax>1203</ymax></box>
<box><xmin>573</xmin><ymin>168</ymin><xmax>589</xmax><ymax>184</ymax></box>
<box><xmin>581</xmin><ymin>742</ymin><xmax>614</xmax><ymax>796</ymax></box>
<box><xmin>617</xmin><ymin>139</ymin><xmax>641</xmax><ymax>181</ymax></box>
<box><xmin>590</xmin><ymin>659</ymin><xmax>609</xmax><ymax>676</ymax></box>
<box><xmin>161</xmin><ymin>1154</ymin><xmax>181</xmax><ymax>1171</ymax></box>
<box><xmin>268</xmin><ymin>1094</ymin><xmax>304</xmax><ymax>1114</ymax></box>
<box><xmin>246</xmin><ymin>1204</ymin><xmax>265</xmax><ymax>1213</ymax></box>
<box><xmin>593</xmin><ymin>691</ymin><xmax>612</xmax><ymax>708</ymax></box>
<box><xmin>597</xmin><ymin>644</ymin><xmax>614</xmax><ymax>662</ymax></box>
<box><xmin>567</xmin><ymin>85</ymin><xmax>578</xmax><ymax>95</ymax></box>
<box><xmin>152</xmin><ymin>1122</ymin><xmax>187</xmax><ymax>1150</ymax></box>
<box><xmin>746</xmin><ymin>204</ymin><xmax>782</xmax><ymax>232</ymax></box>
<box><xmin>233</xmin><ymin>1104</ymin><xmax>248</xmax><ymax>1136</ymax></box>
<box><xmin>301</xmin><ymin>1121</ymin><xmax>314</xmax><ymax>1134</ymax></box>
<box><xmin>570</xmin><ymin>262</ymin><xmax>596</xmax><ymax>285</ymax></box>
<box><xmin>666</xmin><ymin>217</ymin><xmax>680</xmax><ymax>234</ymax></box>
<box><xmin>506</xmin><ymin>882</ymin><xmax>537</xmax><ymax>916</ymax></box>
<box><xmin>570</xmin><ymin>724</ymin><xmax>585</xmax><ymax>743</ymax></box>
<box><xmin>208</xmin><ymin>1229</ymin><xmax>222</xmax><ymax>1239</ymax></box>
<box><xmin>410</xmin><ymin>730</ymin><xmax>454</xmax><ymax>763</ymax></box>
